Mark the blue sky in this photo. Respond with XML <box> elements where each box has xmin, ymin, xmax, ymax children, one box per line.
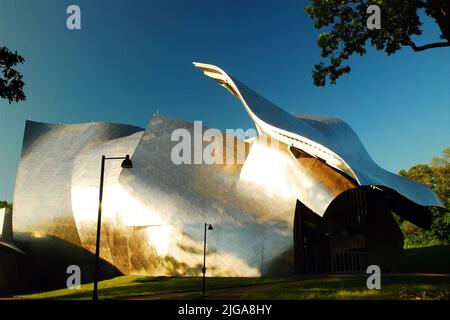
<box><xmin>0</xmin><ymin>0</ymin><xmax>449</xmax><ymax>201</ymax></box>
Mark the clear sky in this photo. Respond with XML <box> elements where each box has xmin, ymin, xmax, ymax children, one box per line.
<box><xmin>0</xmin><ymin>0</ymin><xmax>449</xmax><ymax>201</ymax></box>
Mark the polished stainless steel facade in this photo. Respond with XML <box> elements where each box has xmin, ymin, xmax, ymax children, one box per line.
<box><xmin>193</xmin><ymin>62</ymin><xmax>442</xmax><ymax>211</ymax></box>
<box><xmin>9</xmin><ymin>63</ymin><xmax>441</xmax><ymax>282</ymax></box>
<box><xmin>13</xmin><ymin>121</ymin><xmax>143</xmax><ymax>247</ymax></box>
<box><xmin>13</xmin><ymin>118</ymin><xmax>297</xmax><ymax>277</ymax></box>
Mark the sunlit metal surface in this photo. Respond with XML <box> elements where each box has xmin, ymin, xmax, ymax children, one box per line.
<box><xmin>10</xmin><ymin>63</ymin><xmax>442</xmax><ymax>280</ymax></box>
<box><xmin>0</xmin><ymin>208</ymin><xmax>4</xmax><ymax>237</ymax></box>
<box><xmin>13</xmin><ymin>121</ymin><xmax>144</xmax><ymax>248</ymax></box>
<box><xmin>116</xmin><ymin>117</ymin><xmax>294</xmax><ymax>276</ymax></box>
<box><xmin>13</xmin><ymin>118</ymin><xmax>299</xmax><ymax>276</ymax></box>
<box><xmin>0</xmin><ymin>207</ymin><xmax>24</xmax><ymax>254</ymax></box>
<box><xmin>193</xmin><ymin>62</ymin><xmax>442</xmax><ymax>209</ymax></box>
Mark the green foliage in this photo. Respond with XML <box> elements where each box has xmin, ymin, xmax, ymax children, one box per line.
<box><xmin>0</xmin><ymin>200</ymin><xmax>12</xmax><ymax>209</ymax></box>
<box><xmin>305</xmin><ymin>0</ymin><xmax>450</xmax><ymax>86</ymax></box>
<box><xmin>398</xmin><ymin>147</ymin><xmax>450</xmax><ymax>247</ymax></box>
<box><xmin>0</xmin><ymin>46</ymin><xmax>26</xmax><ymax>103</ymax></box>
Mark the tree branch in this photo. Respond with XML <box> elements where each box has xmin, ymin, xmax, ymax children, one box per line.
<box><xmin>404</xmin><ymin>40</ymin><xmax>450</xmax><ymax>51</ymax></box>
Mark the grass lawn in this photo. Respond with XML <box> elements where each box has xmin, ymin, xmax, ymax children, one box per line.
<box><xmin>12</xmin><ymin>276</ymin><xmax>288</xmax><ymax>300</ymax></box>
<box><xmin>8</xmin><ymin>245</ymin><xmax>450</xmax><ymax>300</ymax></box>
<box><xmin>10</xmin><ymin>274</ymin><xmax>450</xmax><ymax>300</ymax></box>
<box><xmin>242</xmin><ymin>274</ymin><xmax>450</xmax><ymax>300</ymax></box>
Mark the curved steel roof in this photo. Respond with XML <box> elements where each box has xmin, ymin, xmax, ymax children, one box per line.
<box><xmin>193</xmin><ymin>62</ymin><xmax>442</xmax><ymax>208</ymax></box>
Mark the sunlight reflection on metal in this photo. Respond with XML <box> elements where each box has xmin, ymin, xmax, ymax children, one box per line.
<box><xmin>11</xmin><ymin>63</ymin><xmax>442</xmax><ymax>280</ymax></box>
<box><xmin>194</xmin><ymin>62</ymin><xmax>442</xmax><ymax>208</ymax></box>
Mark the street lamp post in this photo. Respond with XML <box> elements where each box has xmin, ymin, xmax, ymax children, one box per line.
<box><xmin>202</xmin><ymin>223</ymin><xmax>213</xmax><ymax>295</ymax></box>
<box><xmin>92</xmin><ymin>154</ymin><xmax>133</xmax><ymax>301</ymax></box>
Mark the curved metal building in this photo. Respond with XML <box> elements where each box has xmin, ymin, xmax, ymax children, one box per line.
<box><xmin>193</xmin><ymin>62</ymin><xmax>441</xmax><ymax>211</ymax></box>
<box><xmin>4</xmin><ymin>63</ymin><xmax>442</xmax><ymax>290</ymax></box>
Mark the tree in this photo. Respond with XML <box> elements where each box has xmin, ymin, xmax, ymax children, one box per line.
<box><xmin>399</xmin><ymin>147</ymin><xmax>450</xmax><ymax>245</ymax></box>
<box><xmin>0</xmin><ymin>201</ymin><xmax>12</xmax><ymax>209</ymax></box>
<box><xmin>399</xmin><ymin>146</ymin><xmax>449</xmax><ymax>209</ymax></box>
<box><xmin>0</xmin><ymin>46</ymin><xmax>26</xmax><ymax>103</ymax></box>
<box><xmin>305</xmin><ymin>1</ymin><xmax>450</xmax><ymax>86</ymax></box>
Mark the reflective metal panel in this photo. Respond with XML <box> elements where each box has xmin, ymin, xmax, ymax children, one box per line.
<box><xmin>117</xmin><ymin>116</ymin><xmax>295</xmax><ymax>276</ymax></box>
<box><xmin>13</xmin><ymin>121</ymin><xmax>144</xmax><ymax>246</ymax></box>
<box><xmin>193</xmin><ymin>62</ymin><xmax>442</xmax><ymax>209</ymax></box>
<box><xmin>10</xmin><ymin>62</ymin><xmax>441</xmax><ymax>281</ymax></box>
<box><xmin>13</xmin><ymin>118</ymin><xmax>309</xmax><ymax>277</ymax></box>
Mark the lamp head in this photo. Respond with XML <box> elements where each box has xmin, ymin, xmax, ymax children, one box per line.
<box><xmin>121</xmin><ymin>154</ymin><xmax>133</xmax><ymax>169</ymax></box>
<box><xmin>208</xmin><ymin>224</ymin><xmax>213</xmax><ymax>230</ymax></box>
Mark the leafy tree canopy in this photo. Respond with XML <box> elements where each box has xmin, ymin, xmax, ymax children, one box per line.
<box><xmin>0</xmin><ymin>201</ymin><xmax>12</xmax><ymax>209</ymax></box>
<box><xmin>0</xmin><ymin>46</ymin><xmax>26</xmax><ymax>103</ymax></box>
<box><xmin>305</xmin><ymin>0</ymin><xmax>450</xmax><ymax>86</ymax></box>
<box><xmin>398</xmin><ymin>147</ymin><xmax>450</xmax><ymax>246</ymax></box>
<box><xmin>399</xmin><ymin>146</ymin><xmax>449</xmax><ymax>209</ymax></box>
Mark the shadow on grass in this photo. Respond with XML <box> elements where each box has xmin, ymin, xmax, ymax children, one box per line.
<box><xmin>242</xmin><ymin>274</ymin><xmax>450</xmax><ymax>300</ymax></box>
<box><xmin>400</xmin><ymin>245</ymin><xmax>450</xmax><ymax>273</ymax></box>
